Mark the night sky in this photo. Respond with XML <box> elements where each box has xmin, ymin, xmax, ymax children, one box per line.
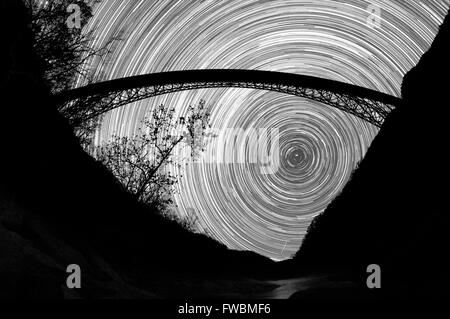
<box><xmin>79</xmin><ymin>0</ymin><xmax>448</xmax><ymax>260</ymax></box>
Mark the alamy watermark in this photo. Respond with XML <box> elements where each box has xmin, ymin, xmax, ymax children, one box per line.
<box><xmin>66</xmin><ymin>264</ymin><xmax>81</xmax><ymax>289</ymax></box>
<box><xmin>185</xmin><ymin>126</ymin><xmax>280</xmax><ymax>175</ymax></box>
<box><xmin>366</xmin><ymin>3</ymin><xmax>382</xmax><ymax>29</ymax></box>
<box><xmin>66</xmin><ymin>4</ymin><xmax>81</xmax><ymax>29</ymax></box>
<box><xmin>366</xmin><ymin>263</ymin><xmax>381</xmax><ymax>288</ymax></box>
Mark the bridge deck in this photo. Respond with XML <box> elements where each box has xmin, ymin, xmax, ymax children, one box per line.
<box><xmin>55</xmin><ymin>69</ymin><xmax>402</xmax><ymax>127</ymax></box>
<box><xmin>57</xmin><ymin>69</ymin><xmax>401</xmax><ymax>106</ymax></box>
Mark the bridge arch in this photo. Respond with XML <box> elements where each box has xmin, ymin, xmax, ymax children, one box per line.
<box><xmin>55</xmin><ymin>69</ymin><xmax>401</xmax><ymax>127</ymax></box>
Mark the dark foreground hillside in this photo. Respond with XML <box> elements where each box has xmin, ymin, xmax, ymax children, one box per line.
<box><xmin>292</xmin><ymin>10</ymin><xmax>450</xmax><ymax>298</ymax></box>
<box><xmin>0</xmin><ymin>0</ymin><xmax>275</xmax><ymax>298</ymax></box>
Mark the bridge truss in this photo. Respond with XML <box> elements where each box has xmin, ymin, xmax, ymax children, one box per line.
<box><xmin>55</xmin><ymin>70</ymin><xmax>402</xmax><ymax>128</ymax></box>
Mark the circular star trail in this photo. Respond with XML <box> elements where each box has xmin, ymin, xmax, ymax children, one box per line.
<box><xmin>81</xmin><ymin>0</ymin><xmax>448</xmax><ymax>260</ymax></box>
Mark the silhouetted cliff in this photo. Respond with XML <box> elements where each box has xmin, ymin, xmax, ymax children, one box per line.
<box><xmin>293</xmin><ymin>10</ymin><xmax>450</xmax><ymax>298</ymax></box>
<box><xmin>0</xmin><ymin>0</ymin><xmax>274</xmax><ymax>298</ymax></box>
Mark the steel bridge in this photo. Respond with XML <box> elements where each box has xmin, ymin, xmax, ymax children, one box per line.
<box><xmin>55</xmin><ymin>69</ymin><xmax>402</xmax><ymax>127</ymax></box>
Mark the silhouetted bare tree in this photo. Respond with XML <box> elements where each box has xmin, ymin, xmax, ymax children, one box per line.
<box><xmin>25</xmin><ymin>0</ymin><xmax>118</xmax><ymax>148</ymax></box>
<box><xmin>96</xmin><ymin>100</ymin><xmax>211</xmax><ymax>212</ymax></box>
<box><xmin>27</xmin><ymin>0</ymin><xmax>100</xmax><ymax>93</ymax></box>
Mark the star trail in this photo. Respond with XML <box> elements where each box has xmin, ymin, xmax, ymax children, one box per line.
<box><xmin>80</xmin><ymin>0</ymin><xmax>448</xmax><ymax>260</ymax></box>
